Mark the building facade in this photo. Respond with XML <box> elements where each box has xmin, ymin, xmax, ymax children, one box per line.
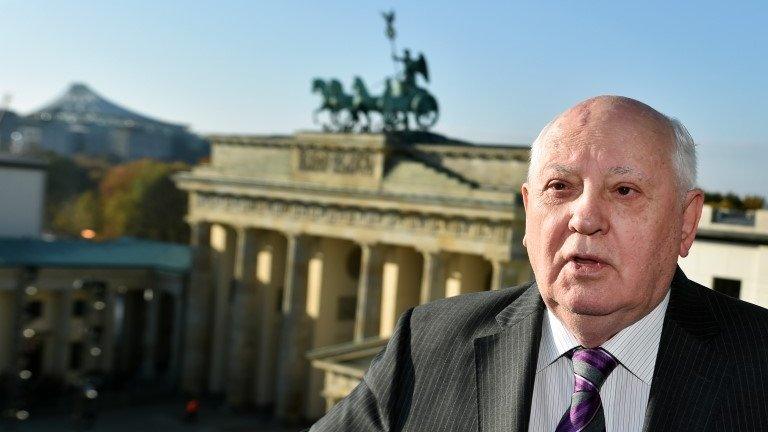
<box><xmin>0</xmin><ymin>236</ymin><xmax>191</xmax><ymax>426</ymax></box>
<box><xmin>174</xmin><ymin>132</ymin><xmax>532</xmax><ymax>419</ymax></box>
<box><xmin>680</xmin><ymin>204</ymin><xmax>768</xmax><ymax>307</ymax></box>
<box><xmin>0</xmin><ymin>155</ymin><xmax>46</xmax><ymax>237</ymax></box>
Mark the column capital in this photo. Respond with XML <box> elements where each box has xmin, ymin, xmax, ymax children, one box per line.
<box><xmin>486</xmin><ymin>257</ymin><xmax>511</xmax><ymax>266</ymax></box>
<box><xmin>187</xmin><ymin>217</ymin><xmax>212</xmax><ymax>228</ymax></box>
<box><xmin>356</xmin><ymin>240</ymin><xmax>376</xmax><ymax>248</ymax></box>
<box><xmin>420</xmin><ymin>250</ymin><xmax>446</xmax><ymax>303</ymax></box>
<box><xmin>418</xmin><ymin>247</ymin><xmax>443</xmax><ymax>257</ymax></box>
<box><xmin>282</xmin><ymin>229</ymin><xmax>304</xmax><ymax>240</ymax></box>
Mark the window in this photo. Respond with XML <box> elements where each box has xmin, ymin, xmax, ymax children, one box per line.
<box><xmin>336</xmin><ymin>296</ymin><xmax>357</xmax><ymax>321</ymax></box>
<box><xmin>73</xmin><ymin>300</ymin><xmax>86</xmax><ymax>317</ymax></box>
<box><xmin>713</xmin><ymin>277</ymin><xmax>741</xmax><ymax>299</ymax></box>
<box><xmin>276</xmin><ymin>288</ymin><xmax>284</xmax><ymax>312</ymax></box>
<box><xmin>346</xmin><ymin>247</ymin><xmax>361</xmax><ymax>279</ymax></box>
<box><xmin>24</xmin><ymin>301</ymin><xmax>43</xmax><ymax>319</ymax></box>
<box><xmin>69</xmin><ymin>342</ymin><xmax>83</xmax><ymax>370</ymax></box>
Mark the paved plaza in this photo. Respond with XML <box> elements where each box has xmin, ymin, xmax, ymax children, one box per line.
<box><xmin>11</xmin><ymin>399</ymin><xmax>311</xmax><ymax>432</ymax></box>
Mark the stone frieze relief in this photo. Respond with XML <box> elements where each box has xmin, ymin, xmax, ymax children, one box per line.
<box><xmin>194</xmin><ymin>192</ymin><xmax>511</xmax><ymax>244</ymax></box>
<box><xmin>298</xmin><ymin>149</ymin><xmax>374</xmax><ymax>175</ymax></box>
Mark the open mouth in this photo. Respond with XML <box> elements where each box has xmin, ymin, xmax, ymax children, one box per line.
<box><xmin>573</xmin><ymin>256</ymin><xmax>601</xmax><ymax>265</ymax></box>
<box><xmin>568</xmin><ymin>254</ymin><xmax>607</xmax><ymax>270</ymax></box>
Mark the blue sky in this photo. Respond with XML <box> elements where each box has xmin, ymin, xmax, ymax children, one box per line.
<box><xmin>1</xmin><ymin>0</ymin><xmax>766</xmax><ymax>197</ymax></box>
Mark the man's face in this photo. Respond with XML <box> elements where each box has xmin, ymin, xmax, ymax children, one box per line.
<box><xmin>522</xmin><ymin>101</ymin><xmax>701</xmax><ymax>321</ymax></box>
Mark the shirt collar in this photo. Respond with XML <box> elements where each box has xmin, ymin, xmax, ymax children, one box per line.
<box><xmin>536</xmin><ymin>290</ymin><xmax>670</xmax><ymax>385</ymax></box>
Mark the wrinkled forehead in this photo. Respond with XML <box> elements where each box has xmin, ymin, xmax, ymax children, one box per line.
<box><xmin>534</xmin><ymin>98</ymin><xmax>675</xmax><ymax>170</ymax></box>
<box><xmin>553</xmin><ymin>97</ymin><xmax>672</xmax><ymax>143</ymax></box>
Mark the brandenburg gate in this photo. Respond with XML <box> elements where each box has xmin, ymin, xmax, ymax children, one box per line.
<box><xmin>174</xmin><ymin>131</ymin><xmax>531</xmax><ymax>420</ymax></box>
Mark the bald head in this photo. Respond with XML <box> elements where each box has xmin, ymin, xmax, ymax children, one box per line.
<box><xmin>529</xmin><ymin>95</ymin><xmax>697</xmax><ymax>195</ymax></box>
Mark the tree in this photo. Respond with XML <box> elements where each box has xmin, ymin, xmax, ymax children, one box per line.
<box><xmin>43</xmin><ymin>152</ymin><xmax>95</xmax><ymax>228</ymax></box>
<box><xmin>703</xmin><ymin>190</ymin><xmax>766</xmax><ymax>211</ymax></box>
<box><xmin>720</xmin><ymin>193</ymin><xmax>744</xmax><ymax>210</ymax></box>
<box><xmin>49</xmin><ymin>158</ymin><xmax>190</xmax><ymax>243</ymax></box>
<box><xmin>99</xmin><ymin>159</ymin><xmax>190</xmax><ymax>242</ymax></box>
<box><xmin>51</xmin><ymin>191</ymin><xmax>101</xmax><ymax>235</ymax></box>
<box><xmin>743</xmin><ymin>195</ymin><xmax>765</xmax><ymax>210</ymax></box>
<box><xmin>703</xmin><ymin>191</ymin><xmax>723</xmax><ymax>205</ymax></box>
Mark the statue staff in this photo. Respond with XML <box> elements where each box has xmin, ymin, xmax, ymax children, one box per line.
<box><xmin>382</xmin><ymin>10</ymin><xmax>398</xmax><ymax>74</ymax></box>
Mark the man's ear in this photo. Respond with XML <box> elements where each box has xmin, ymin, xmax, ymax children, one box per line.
<box><xmin>521</xmin><ymin>182</ymin><xmax>530</xmax><ymax>211</ymax></box>
<box><xmin>679</xmin><ymin>188</ymin><xmax>704</xmax><ymax>257</ymax></box>
<box><xmin>521</xmin><ymin>183</ymin><xmax>530</xmax><ymax>248</ymax></box>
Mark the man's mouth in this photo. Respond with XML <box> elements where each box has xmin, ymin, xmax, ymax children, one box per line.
<box><xmin>573</xmin><ymin>255</ymin><xmax>601</xmax><ymax>265</ymax></box>
<box><xmin>567</xmin><ymin>254</ymin><xmax>608</xmax><ymax>271</ymax></box>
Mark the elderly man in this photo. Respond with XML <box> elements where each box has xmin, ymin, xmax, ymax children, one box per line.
<box><xmin>309</xmin><ymin>96</ymin><xmax>768</xmax><ymax>431</ymax></box>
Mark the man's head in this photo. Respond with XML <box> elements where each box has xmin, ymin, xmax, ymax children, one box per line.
<box><xmin>521</xmin><ymin>95</ymin><xmax>704</xmax><ymax>346</ymax></box>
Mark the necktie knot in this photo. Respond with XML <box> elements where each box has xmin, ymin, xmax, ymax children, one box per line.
<box><xmin>572</xmin><ymin>347</ymin><xmax>618</xmax><ymax>390</ymax></box>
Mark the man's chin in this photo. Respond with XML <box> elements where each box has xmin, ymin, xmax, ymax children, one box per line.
<box><xmin>558</xmin><ymin>295</ymin><xmax>619</xmax><ymax>317</ymax></box>
<box><xmin>564</xmin><ymin>303</ymin><xmax>617</xmax><ymax>317</ymax></box>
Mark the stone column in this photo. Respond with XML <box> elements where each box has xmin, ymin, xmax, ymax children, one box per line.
<box><xmin>226</xmin><ymin>228</ymin><xmax>259</xmax><ymax>407</ymax></box>
<box><xmin>208</xmin><ymin>224</ymin><xmax>236</xmax><ymax>394</ymax></box>
<box><xmin>353</xmin><ymin>243</ymin><xmax>384</xmax><ymax>342</ymax></box>
<box><xmin>181</xmin><ymin>221</ymin><xmax>213</xmax><ymax>394</ymax></box>
<box><xmin>168</xmin><ymin>284</ymin><xmax>184</xmax><ymax>382</ymax></box>
<box><xmin>254</xmin><ymin>234</ymin><xmax>286</xmax><ymax>408</ymax></box>
<box><xmin>50</xmin><ymin>289</ymin><xmax>73</xmax><ymax>375</ymax></box>
<box><xmin>419</xmin><ymin>250</ymin><xmax>445</xmax><ymax>304</ymax></box>
<box><xmin>275</xmin><ymin>233</ymin><xmax>316</xmax><ymax>420</ymax></box>
<box><xmin>141</xmin><ymin>277</ymin><xmax>160</xmax><ymax>379</ymax></box>
<box><xmin>491</xmin><ymin>259</ymin><xmax>523</xmax><ymax>290</ymax></box>
<box><xmin>489</xmin><ymin>260</ymin><xmax>506</xmax><ymax>291</ymax></box>
<box><xmin>101</xmin><ymin>286</ymin><xmax>117</xmax><ymax>374</ymax></box>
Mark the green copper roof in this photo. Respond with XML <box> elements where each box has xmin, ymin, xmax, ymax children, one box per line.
<box><xmin>0</xmin><ymin>237</ymin><xmax>191</xmax><ymax>273</ymax></box>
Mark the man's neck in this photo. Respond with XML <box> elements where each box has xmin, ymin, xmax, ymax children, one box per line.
<box><xmin>547</xmin><ymin>291</ymin><xmax>670</xmax><ymax>348</ymax></box>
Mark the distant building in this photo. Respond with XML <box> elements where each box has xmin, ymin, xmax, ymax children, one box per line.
<box><xmin>0</xmin><ymin>83</ymin><xmax>208</xmax><ymax>163</ymax></box>
<box><xmin>0</xmin><ymin>154</ymin><xmax>46</xmax><ymax>237</ymax></box>
<box><xmin>0</xmin><ymin>238</ymin><xmax>190</xmax><ymax>388</ymax></box>
<box><xmin>0</xmin><ymin>109</ymin><xmax>21</xmax><ymax>151</ymax></box>
<box><xmin>680</xmin><ymin>204</ymin><xmax>768</xmax><ymax>307</ymax></box>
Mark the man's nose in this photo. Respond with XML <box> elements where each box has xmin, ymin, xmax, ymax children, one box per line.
<box><xmin>567</xmin><ymin>190</ymin><xmax>609</xmax><ymax>235</ymax></box>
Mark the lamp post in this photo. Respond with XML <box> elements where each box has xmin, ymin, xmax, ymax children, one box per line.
<box><xmin>72</xmin><ymin>279</ymin><xmax>107</xmax><ymax>431</ymax></box>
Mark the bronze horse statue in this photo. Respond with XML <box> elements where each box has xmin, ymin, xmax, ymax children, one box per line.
<box><xmin>351</xmin><ymin>76</ymin><xmax>381</xmax><ymax>132</ymax></box>
<box><xmin>311</xmin><ymin>78</ymin><xmax>358</xmax><ymax>131</ymax></box>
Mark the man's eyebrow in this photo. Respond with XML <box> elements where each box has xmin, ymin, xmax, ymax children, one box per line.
<box><xmin>541</xmin><ymin>163</ymin><xmax>575</xmax><ymax>175</ymax></box>
<box><xmin>610</xmin><ymin>166</ymin><xmax>634</xmax><ymax>175</ymax></box>
<box><xmin>609</xmin><ymin>166</ymin><xmax>648</xmax><ymax>180</ymax></box>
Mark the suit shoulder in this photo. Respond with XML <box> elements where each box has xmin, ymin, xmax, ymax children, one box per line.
<box><xmin>689</xmin><ymin>278</ymin><xmax>768</xmax><ymax>337</ymax></box>
<box><xmin>408</xmin><ymin>281</ymin><xmax>535</xmax><ymax>339</ymax></box>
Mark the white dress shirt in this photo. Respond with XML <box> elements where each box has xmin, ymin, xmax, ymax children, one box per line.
<box><xmin>528</xmin><ymin>291</ymin><xmax>670</xmax><ymax>432</ymax></box>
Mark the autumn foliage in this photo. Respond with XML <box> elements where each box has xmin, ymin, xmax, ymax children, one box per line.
<box><xmin>51</xmin><ymin>159</ymin><xmax>190</xmax><ymax>243</ymax></box>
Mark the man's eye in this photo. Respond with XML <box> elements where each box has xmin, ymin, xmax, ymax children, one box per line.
<box><xmin>617</xmin><ymin>186</ymin><xmax>632</xmax><ymax>195</ymax></box>
<box><xmin>551</xmin><ymin>182</ymin><xmax>566</xmax><ymax>191</ymax></box>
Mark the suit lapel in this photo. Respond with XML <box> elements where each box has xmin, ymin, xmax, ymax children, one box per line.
<box><xmin>642</xmin><ymin>268</ymin><xmax>729</xmax><ymax>431</ymax></box>
<box><xmin>475</xmin><ymin>284</ymin><xmax>544</xmax><ymax>432</ymax></box>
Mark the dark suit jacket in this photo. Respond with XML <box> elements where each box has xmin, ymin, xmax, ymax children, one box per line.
<box><xmin>310</xmin><ymin>269</ymin><xmax>768</xmax><ymax>431</ymax></box>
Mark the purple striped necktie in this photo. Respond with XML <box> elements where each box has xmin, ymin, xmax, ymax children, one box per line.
<box><xmin>555</xmin><ymin>347</ymin><xmax>619</xmax><ymax>432</ymax></box>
